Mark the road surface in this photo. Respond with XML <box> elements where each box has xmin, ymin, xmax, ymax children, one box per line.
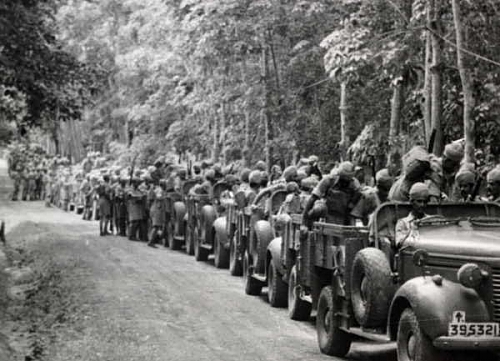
<box><xmin>0</xmin><ymin>152</ymin><xmax>396</xmax><ymax>361</ymax></box>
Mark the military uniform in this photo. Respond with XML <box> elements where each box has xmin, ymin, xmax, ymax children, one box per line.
<box><xmin>311</xmin><ymin>173</ymin><xmax>361</xmax><ymax>225</ymax></box>
<box><xmin>127</xmin><ymin>185</ymin><xmax>146</xmax><ymax>241</ymax></box>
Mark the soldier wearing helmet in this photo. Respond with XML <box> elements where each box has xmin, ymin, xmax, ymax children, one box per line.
<box><xmin>395</xmin><ymin>182</ymin><xmax>430</xmax><ymax>247</ymax></box>
<box><xmin>302</xmin><ymin>161</ymin><xmax>362</xmax><ymax>227</ymax></box>
<box><xmin>451</xmin><ymin>164</ymin><xmax>476</xmax><ymax>202</ymax></box>
<box><xmin>148</xmin><ymin>178</ymin><xmax>168</xmax><ymax>247</ymax></box>
<box><xmin>239</xmin><ymin>168</ymin><xmax>251</xmax><ymax>191</ymax></box>
<box><xmin>487</xmin><ymin>167</ymin><xmax>500</xmax><ymax>203</ymax></box>
<box><xmin>97</xmin><ymin>174</ymin><xmax>112</xmax><ymax>236</ymax></box>
<box><xmin>127</xmin><ymin>177</ymin><xmax>146</xmax><ymax>241</ymax></box>
<box><xmin>254</xmin><ymin>160</ymin><xmax>267</xmax><ymax>172</ymax></box>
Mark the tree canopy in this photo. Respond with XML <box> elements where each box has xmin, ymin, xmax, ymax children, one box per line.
<box><xmin>3</xmin><ymin>0</ymin><xmax>500</xmax><ymax>168</ymax></box>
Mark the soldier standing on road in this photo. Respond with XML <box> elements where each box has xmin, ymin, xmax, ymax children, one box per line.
<box><xmin>115</xmin><ymin>177</ymin><xmax>129</xmax><ymax>236</ymax></box>
<box><xmin>302</xmin><ymin>161</ymin><xmax>362</xmax><ymax>227</ymax></box>
<box><xmin>148</xmin><ymin>179</ymin><xmax>167</xmax><ymax>247</ymax></box>
<box><xmin>97</xmin><ymin>174</ymin><xmax>112</xmax><ymax>236</ymax></box>
<box><xmin>127</xmin><ymin>177</ymin><xmax>146</xmax><ymax>241</ymax></box>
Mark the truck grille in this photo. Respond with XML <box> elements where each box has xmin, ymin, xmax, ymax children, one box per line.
<box><xmin>491</xmin><ymin>268</ymin><xmax>500</xmax><ymax>321</ymax></box>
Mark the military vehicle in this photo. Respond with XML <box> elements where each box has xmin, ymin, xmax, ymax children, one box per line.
<box><xmin>297</xmin><ymin>202</ymin><xmax>500</xmax><ymax>361</ymax></box>
<box><xmin>170</xmin><ymin>179</ymin><xmax>199</xmax><ymax>251</ymax></box>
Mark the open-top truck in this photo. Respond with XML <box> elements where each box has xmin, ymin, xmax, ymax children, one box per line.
<box><xmin>241</xmin><ymin>188</ymin><xmax>289</xmax><ymax>297</ymax></box>
<box><xmin>298</xmin><ymin>202</ymin><xmax>500</xmax><ymax>361</ymax></box>
<box><xmin>188</xmin><ymin>181</ymin><xmax>231</xmax><ymax>263</ymax></box>
<box><xmin>169</xmin><ymin>179</ymin><xmax>199</xmax><ymax>252</ymax></box>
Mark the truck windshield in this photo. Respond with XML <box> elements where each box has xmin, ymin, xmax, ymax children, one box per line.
<box><xmin>416</xmin><ymin>215</ymin><xmax>460</xmax><ymax>227</ymax></box>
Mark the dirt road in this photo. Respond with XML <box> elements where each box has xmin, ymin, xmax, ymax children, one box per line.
<box><xmin>0</xmin><ymin>156</ymin><xmax>395</xmax><ymax>361</ymax></box>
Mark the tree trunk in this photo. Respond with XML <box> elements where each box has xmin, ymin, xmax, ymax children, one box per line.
<box><xmin>262</xmin><ymin>45</ymin><xmax>273</xmax><ymax>171</ymax></box>
<box><xmin>389</xmin><ymin>80</ymin><xmax>403</xmax><ymax>138</ymax></box>
<box><xmin>451</xmin><ymin>0</ymin><xmax>474</xmax><ymax>163</ymax></box>
<box><xmin>423</xmin><ymin>3</ymin><xmax>432</xmax><ymax>144</ymax></box>
<box><xmin>430</xmin><ymin>0</ymin><xmax>444</xmax><ymax>155</ymax></box>
<box><xmin>339</xmin><ymin>81</ymin><xmax>348</xmax><ymax>159</ymax></box>
<box><xmin>220</xmin><ymin>101</ymin><xmax>226</xmax><ymax>165</ymax></box>
<box><xmin>241</xmin><ymin>57</ymin><xmax>251</xmax><ymax>167</ymax></box>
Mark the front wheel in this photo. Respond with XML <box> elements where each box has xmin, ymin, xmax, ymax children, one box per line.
<box><xmin>229</xmin><ymin>235</ymin><xmax>242</xmax><ymax>276</ymax></box>
<box><xmin>243</xmin><ymin>250</ymin><xmax>262</xmax><ymax>296</ymax></box>
<box><xmin>397</xmin><ymin>308</ymin><xmax>450</xmax><ymax>361</ymax></box>
<box><xmin>267</xmin><ymin>261</ymin><xmax>287</xmax><ymax>307</ymax></box>
<box><xmin>316</xmin><ymin>285</ymin><xmax>351</xmax><ymax>357</ymax></box>
<box><xmin>214</xmin><ymin>231</ymin><xmax>229</xmax><ymax>269</ymax></box>
<box><xmin>288</xmin><ymin>265</ymin><xmax>311</xmax><ymax>321</ymax></box>
<box><xmin>194</xmin><ymin>222</ymin><xmax>209</xmax><ymax>261</ymax></box>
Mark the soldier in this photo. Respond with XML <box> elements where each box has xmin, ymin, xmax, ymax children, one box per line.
<box><xmin>270</xmin><ymin>164</ymin><xmax>282</xmax><ymax>184</ymax></box>
<box><xmin>302</xmin><ymin>161</ymin><xmax>362</xmax><ymax>227</ymax></box>
<box><xmin>389</xmin><ymin>146</ymin><xmax>432</xmax><ymax>202</ymax></box>
<box><xmin>10</xmin><ymin>165</ymin><xmax>21</xmax><ymax>201</ymax></box>
<box><xmin>148</xmin><ymin>179</ymin><xmax>167</xmax><ymax>247</ymax></box>
<box><xmin>450</xmin><ymin>165</ymin><xmax>476</xmax><ymax>202</ymax></box>
<box><xmin>127</xmin><ymin>177</ymin><xmax>146</xmax><ymax>241</ymax></box>
<box><xmin>351</xmin><ymin>169</ymin><xmax>394</xmax><ymax>225</ymax></box>
<box><xmin>174</xmin><ymin>168</ymin><xmax>187</xmax><ymax>193</ymax></box>
<box><xmin>395</xmin><ymin>182</ymin><xmax>430</xmax><ymax>247</ymax></box>
<box><xmin>97</xmin><ymin>175</ymin><xmax>112</xmax><ymax>236</ymax></box>
<box><xmin>441</xmin><ymin>142</ymin><xmax>464</xmax><ymax>197</ymax></box>
<box><xmin>238</xmin><ymin>168</ymin><xmax>251</xmax><ymax>191</ymax></box>
<box><xmin>486</xmin><ymin>167</ymin><xmax>500</xmax><ymax>203</ymax></box>
<box><xmin>114</xmin><ymin>177</ymin><xmax>129</xmax><ymax>236</ymax></box>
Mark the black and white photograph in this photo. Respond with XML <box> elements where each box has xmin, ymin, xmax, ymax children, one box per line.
<box><xmin>1</xmin><ymin>0</ymin><xmax>500</xmax><ymax>360</ymax></box>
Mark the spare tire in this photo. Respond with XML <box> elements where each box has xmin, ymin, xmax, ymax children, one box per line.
<box><xmin>351</xmin><ymin>248</ymin><xmax>394</xmax><ymax>328</ymax></box>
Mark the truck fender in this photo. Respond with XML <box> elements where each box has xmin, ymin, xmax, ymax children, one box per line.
<box><xmin>174</xmin><ymin>202</ymin><xmax>186</xmax><ymax>236</ymax></box>
<box><xmin>213</xmin><ymin>216</ymin><xmax>228</xmax><ymax>248</ymax></box>
<box><xmin>388</xmin><ymin>276</ymin><xmax>489</xmax><ymax>341</ymax></box>
<box><xmin>266</xmin><ymin>237</ymin><xmax>283</xmax><ymax>276</ymax></box>
<box><xmin>174</xmin><ymin>201</ymin><xmax>186</xmax><ymax>221</ymax></box>
<box><xmin>201</xmin><ymin>205</ymin><xmax>217</xmax><ymax>245</ymax></box>
<box><xmin>252</xmin><ymin>220</ymin><xmax>274</xmax><ymax>273</ymax></box>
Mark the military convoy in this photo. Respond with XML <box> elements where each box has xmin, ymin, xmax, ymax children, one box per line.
<box><xmin>165</xmin><ymin>179</ymin><xmax>500</xmax><ymax>360</ymax></box>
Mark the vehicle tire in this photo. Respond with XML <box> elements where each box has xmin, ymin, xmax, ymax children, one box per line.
<box><xmin>316</xmin><ymin>285</ymin><xmax>351</xmax><ymax>357</ymax></box>
<box><xmin>288</xmin><ymin>265</ymin><xmax>311</xmax><ymax>321</ymax></box>
<box><xmin>253</xmin><ymin>221</ymin><xmax>273</xmax><ymax>273</ymax></box>
<box><xmin>194</xmin><ymin>221</ymin><xmax>209</xmax><ymax>261</ymax></box>
<box><xmin>214</xmin><ymin>231</ymin><xmax>229</xmax><ymax>269</ymax></box>
<box><xmin>397</xmin><ymin>308</ymin><xmax>450</xmax><ymax>361</ymax></box>
<box><xmin>185</xmin><ymin>223</ymin><xmax>194</xmax><ymax>255</ymax></box>
<box><xmin>229</xmin><ymin>235</ymin><xmax>242</xmax><ymax>276</ymax></box>
<box><xmin>243</xmin><ymin>250</ymin><xmax>262</xmax><ymax>295</ymax></box>
<box><xmin>173</xmin><ymin>202</ymin><xmax>185</xmax><ymax>237</ymax></box>
<box><xmin>267</xmin><ymin>261</ymin><xmax>287</xmax><ymax>307</ymax></box>
<box><xmin>201</xmin><ymin>205</ymin><xmax>217</xmax><ymax>245</ymax></box>
<box><xmin>351</xmin><ymin>247</ymin><xmax>394</xmax><ymax>328</ymax></box>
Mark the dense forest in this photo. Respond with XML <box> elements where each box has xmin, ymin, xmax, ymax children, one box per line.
<box><xmin>2</xmin><ymin>0</ymin><xmax>500</xmax><ymax>170</ymax></box>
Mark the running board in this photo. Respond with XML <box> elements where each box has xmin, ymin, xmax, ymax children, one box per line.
<box><xmin>341</xmin><ymin>327</ymin><xmax>392</xmax><ymax>343</ymax></box>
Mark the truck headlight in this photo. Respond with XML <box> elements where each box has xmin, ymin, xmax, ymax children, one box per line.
<box><xmin>457</xmin><ymin>263</ymin><xmax>488</xmax><ymax>289</ymax></box>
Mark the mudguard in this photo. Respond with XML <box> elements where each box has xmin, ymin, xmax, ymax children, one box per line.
<box><xmin>213</xmin><ymin>217</ymin><xmax>229</xmax><ymax>247</ymax></box>
<box><xmin>253</xmin><ymin>220</ymin><xmax>274</xmax><ymax>274</ymax></box>
<box><xmin>267</xmin><ymin>237</ymin><xmax>283</xmax><ymax>276</ymax></box>
<box><xmin>201</xmin><ymin>205</ymin><xmax>217</xmax><ymax>245</ymax></box>
<box><xmin>388</xmin><ymin>276</ymin><xmax>489</xmax><ymax>341</ymax></box>
<box><xmin>173</xmin><ymin>201</ymin><xmax>186</xmax><ymax>236</ymax></box>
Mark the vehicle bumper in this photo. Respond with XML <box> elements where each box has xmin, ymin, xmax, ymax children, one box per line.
<box><xmin>434</xmin><ymin>336</ymin><xmax>500</xmax><ymax>350</ymax></box>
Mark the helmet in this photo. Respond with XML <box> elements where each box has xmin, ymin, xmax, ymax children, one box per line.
<box><xmin>283</xmin><ymin>166</ymin><xmax>298</xmax><ymax>182</ymax></box>
<box><xmin>248</xmin><ymin>170</ymin><xmax>262</xmax><ymax>185</ymax></box>
<box><xmin>255</xmin><ymin>160</ymin><xmax>266</xmax><ymax>171</ymax></box>
<box><xmin>240</xmin><ymin>168</ymin><xmax>251</xmax><ymax>183</ymax></box>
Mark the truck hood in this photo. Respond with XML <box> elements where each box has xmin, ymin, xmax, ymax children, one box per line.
<box><xmin>415</xmin><ymin>223</ymin><xmax>500</xmax><ymax>258</ymax></box>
